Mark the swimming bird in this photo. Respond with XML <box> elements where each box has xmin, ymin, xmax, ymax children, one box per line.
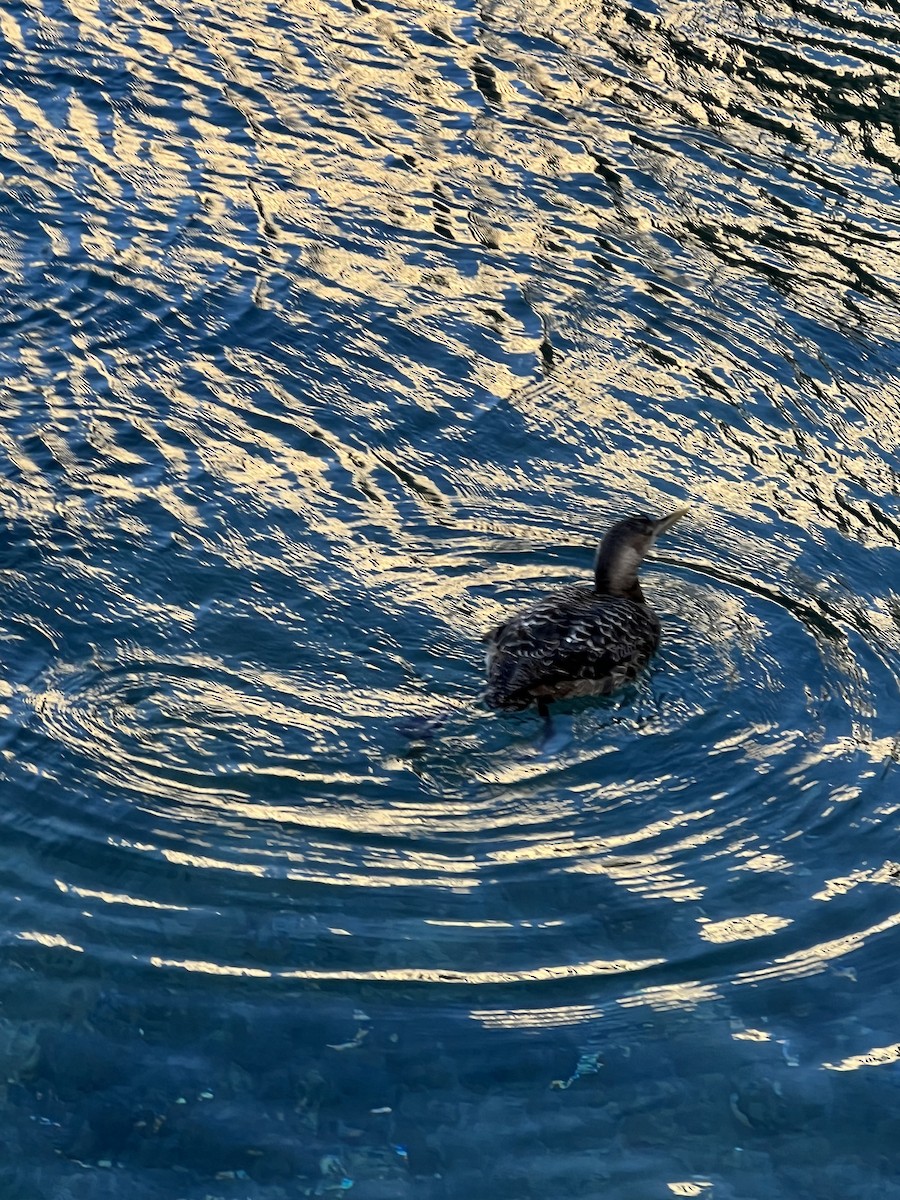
<box><xmin>483</xmin><ymin>507</ymin><xmax>689</xmax><ymax>728</ymax></box>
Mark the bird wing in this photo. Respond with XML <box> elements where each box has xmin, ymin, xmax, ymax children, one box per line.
<box><xmin>484</xmin><ymin>589</ymin><xmax>659</xmax><ymax>706</ymax></box>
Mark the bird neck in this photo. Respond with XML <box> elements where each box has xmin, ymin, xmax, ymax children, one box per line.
<box><xmin>593</xmin><ymin>549</ymin><xmax>645</xmax><ymax>602</ymax></box>
<box><xmin>594</xmin><ymin>573</ymin><xmax>645</xmax><ymax>603</ymax></box>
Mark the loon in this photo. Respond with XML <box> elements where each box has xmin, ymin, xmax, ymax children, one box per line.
<box><xmin>483</xmin><ymin>506</ymin><xmax>689</xmax><ymax>720</ymax></box>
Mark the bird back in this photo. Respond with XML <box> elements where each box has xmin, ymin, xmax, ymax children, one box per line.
<box><xmin>483</xmin><ymin>586</ymin><xmax>660</xmax><ymax>709</ymax></box>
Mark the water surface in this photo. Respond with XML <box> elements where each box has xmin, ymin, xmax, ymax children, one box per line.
<box><xmin>2</xmin><ymin>0</ymin><xmax>900</xmax><ymax>1194</ymax></box>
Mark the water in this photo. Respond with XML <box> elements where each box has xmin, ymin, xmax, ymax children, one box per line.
<box><xmin>2</xmin><ymin>0</ymin><xmax>900</xmax><ymax>1192</ymax></box>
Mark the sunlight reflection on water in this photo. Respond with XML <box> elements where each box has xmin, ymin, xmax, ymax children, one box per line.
<box><xmin>2</xmin><ymin>0</ymin><xmax>900</xmax><ymax>1191</ymax></box>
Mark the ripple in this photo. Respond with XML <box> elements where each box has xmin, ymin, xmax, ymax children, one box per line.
<box><xmin>3</xmin><ymin>508</ymin><xmax>895</xmax><ymax>999</ymax></box>
<box><xmin>4</xmin><ymin>0</ymin><xmax>900</xmax><ymax>1187</ymax></box>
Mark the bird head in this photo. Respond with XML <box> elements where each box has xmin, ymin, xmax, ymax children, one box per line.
<box><xmin>594</xmin><ymin>506</ymin><xmax>689</xmax><ymax>598</ymax></box>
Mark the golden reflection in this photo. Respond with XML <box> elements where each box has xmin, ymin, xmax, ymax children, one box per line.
<box><xmin>557</xmin><ymin>810</ymin><xmax>729</xmax><ymax>903</ymax></box>
<box><xmin>487</xmin><ymin>807</ymin><xmax>715</xmax><ymax>869</ymax></box>
<box><xmin>160</xmin><ymin>848</ymin><xmax>267</xmax><ymax>875</ymax></box>
<box><xmin>730</xmin><ymin>1026</ymin><xmax>771</xmax><ymax>1042</ymax></box>
<box><xmin>425</xmin><ymin>918</ymin><xmax>514</xmax><ymax>928</ymax></box>
<box><xmin>0</xmin><ymin>8</ymin><xmax>25</xmax><ymax>51</ymax></box>
<box><xmin>697</xmin><ymin>913</ymin><xmax>791</xmax><ymax>942</ymax></box>
<box><xmin>278</xmin><ymin>955</ymin><xmax>664</xmax><ymax>983</ymax></box>
<box><xmin>570</xmin><ymin>852</ymin><xmax>707</xmax><ymax>903</ymax></box>
<box><xmin>824</xmin><ymin>1042</ymin><xmax>900</xmax><ymax>1072</ymax></box>
<box><xmin>618</xmin><ymin>981</ymin><xmax>720</xmax><ymax>1012</ymax></box>
<box><xmin>54</xmin><ymin>879</ymin><xmax>189</xmax><ymax>911</ymax></box>
<box><xmin>17</xmin><ymin>931</ymin><xmax>84</xmax><ymax>952</ymax></box>
<box><xmin>734</xmin><ymin>851</ymin><xmax>793</xmax><ymax>873</ymax></box>
<box><xmin>144</xmin><ymin>954</ymin><xmax>662</xmax><ymax>983</ymax></box>
<box><xmin>470</xmin><ymin>1004</ymin><xmax>604</xmax><ymax>1029</ymax></box>
<box><xmin>151</xmin><ymin>956</ymin><xmax>270</xmax><ymax>978</ymax></box>
<box><xmin>735</xmin><ymin>909</ymin><xmax>900</xmax><ymax>984</ymax></box>
<box><xmin>814</xmin><ymin>736</ymin><xmax>900</xmax><ymax>766</ymax></box>
<box><xmin>813</xmin><ymin>860</ymin><xmax>900</xmax><ymax>902</ymax></box>
<box><xmin>813</xmin><ymin>869</ymin><xmax>868</xmax><ymax>902</ymax></box>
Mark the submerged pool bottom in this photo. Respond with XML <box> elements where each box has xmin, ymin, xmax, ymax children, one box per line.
<box><xmin>0</xmin><ymin>952</ymin><xmax>895</xmax><ymax>1200</ymax></box>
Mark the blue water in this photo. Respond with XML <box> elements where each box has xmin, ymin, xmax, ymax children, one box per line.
<box><xmin>3</xmin><ymin>0</ymin><xmax>900</xmax><ymax>1193</ymax></box>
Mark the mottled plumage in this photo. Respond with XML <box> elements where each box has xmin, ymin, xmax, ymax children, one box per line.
<box><xmin>483</xmin><ymin>508</ymin><xmax>688</xmax><ymax>713</ymax></box>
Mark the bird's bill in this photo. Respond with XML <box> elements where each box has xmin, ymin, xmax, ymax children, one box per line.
<box><xmin>652</xmin><ymin>505</ymin><xmax>690</xmax><ymax>539</ymax></box>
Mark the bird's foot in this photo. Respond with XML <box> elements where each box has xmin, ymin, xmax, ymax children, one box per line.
<box><xmin>537</xmin><ymin>717</ymin><xmax>572</xmax><ymax>755</ymax></box>
<box><xmin>535</xmin><ymin>699</ymin><xmax>572</xmax><ymax>754</ymax></box>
